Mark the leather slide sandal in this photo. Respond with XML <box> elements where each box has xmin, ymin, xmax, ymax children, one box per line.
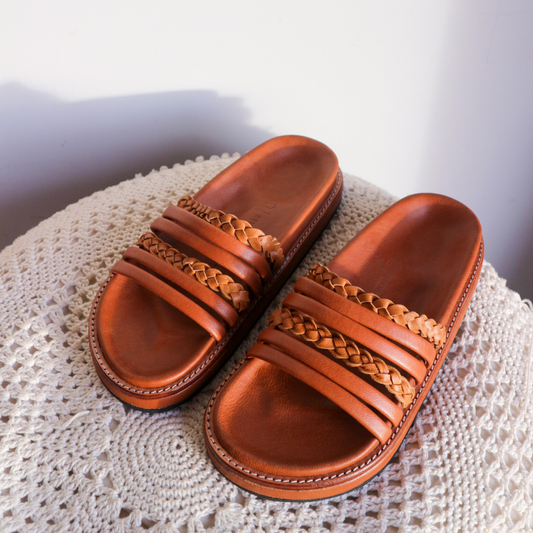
<box><xmin>204</xmin><ymin>193</ymin><xmax>483</xmax><ymax>500</ymax></box>
<box><xmin>89</xmin><ymin>135</ymin><xmax>342</xmax><ymax>410</ymax></box>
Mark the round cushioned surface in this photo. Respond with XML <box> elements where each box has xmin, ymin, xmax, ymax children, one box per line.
<box><xmin>1</xmin><ymin>153</ymin><xmax>532</xmax><ymax>532</ymax></box>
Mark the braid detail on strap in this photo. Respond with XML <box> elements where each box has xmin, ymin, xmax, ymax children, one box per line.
<box><xmin>269</xmin><ymin>308</ymin><xmax>415</xmax><ymax>407</ymax></box>
<box><xmin>136</xmin><ymin>232</ymin><xmax>250</xmax><ymax>311</ymax></box>
<box><xmin>177</xmin><ymin>195</ymin><xmax>284</xmax><ymax>268</ymax></box>
<box><xmin>307</xmin><ymin>264</ymin><xmax>446</xmax><ymax>348</ymax></box>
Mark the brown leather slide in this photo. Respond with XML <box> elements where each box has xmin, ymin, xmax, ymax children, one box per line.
<box><xmin>89</xmin><ymin>135</ymin><xmax>342</xmax><ymax>410</ymax></box>
<box><xmin>204</xmin><ymin>193</ymin><xmax>483</xmax><ymax>500</ymax></box>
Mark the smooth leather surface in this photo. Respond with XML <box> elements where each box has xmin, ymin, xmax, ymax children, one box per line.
<box><xmin>93</xmin><ymin>135</ymin><xmax>340</xmax><ymax>394</ymax></box>
<box><xmin>205</xmin><ymin>193</ymin><xmax>483</xmax><ymax>497</ymax></box>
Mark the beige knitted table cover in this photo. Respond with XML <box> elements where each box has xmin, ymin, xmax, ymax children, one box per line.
<box><xmin>1</xmin><ymin>154</ymin><xmax>532</xmax><ymax>533</ymax></box>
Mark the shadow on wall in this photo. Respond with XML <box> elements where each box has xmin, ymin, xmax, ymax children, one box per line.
<box><xmin>0</xmin><ymin>83</ymin><xmax>272</xmax><ymax>251</ymax></box>
<box><xmin>419</xmin><ymin>2</ymin><xmax>533</xmax><ymax>299</ymax></box>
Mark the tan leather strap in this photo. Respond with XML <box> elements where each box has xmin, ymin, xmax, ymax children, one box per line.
<box><xmin>151</xmin><ymin>217</ymin><xmax>262</xmax><ymax>295</ymax></box>
<box><xmin>123</xmin><ymin>247</ymin><xmax>238</xmax><ymax>327</ymax></box>
<box><xmin>178</xmin><ymin>195</ymin><xmax>285</xmax><ymax>268</ymax></box>
<box><xmin>137</xmin><ymin>231</ymin><xmax>250</xmax><ymax>312</ymax></box>
<box><xmin>294</xmin><ymin>277</ymin><xmax>436</xmax><ymax>366</ymax></box>
<box><xmin>112</xmin><ymin>261</ymin><xmax>226</xmax><ymax>341</ymax></box>
<box><xmin>164</xmin><ymin>205</ymin><xmax>272</xmax><ymax>280</ymax></box>
<box><xmin>258</xmin><ymin>328</ymin><xmax>403</xmax><ymax>425</ymax></box>
<box><xmin>248</xmin><ymin>342</ymin><xmax>392</xmax><ymax>444</ymax></box>
<box><xmin>284</xmin><ymin>292</ymin><xmax>427</xmax><ymax>385</ymax></box>
<box><xmin>269</xmin><ymin>306</ymin><xmax>416</xmax><ymax>407</ymax></box>
<box><xmin>308</xmin><ymin>263</ymin><xmax>446</xmax><ymax>348</ymax></box>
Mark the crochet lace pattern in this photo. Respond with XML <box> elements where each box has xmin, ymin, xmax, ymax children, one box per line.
<box><xmin>1</xmin><ymin>154</ymin><xmax>532</xmax><ymax>532</ymax></box>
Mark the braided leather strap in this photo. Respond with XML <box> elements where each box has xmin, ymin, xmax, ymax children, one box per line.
<box><xmin>177</xmin><ymin>195</ymin><xmax>284</xmax><ymax>268</ymax></box>
<box><xmin>269</xmin><ymin>308</ymin><xmax>415</xmax><ymax>407</ymax></box>
<box><xmin>308</xmin><ymin>264</ymin><xmax>446</xmax><ymax>348</ymax></box>
<box><xmin>136</xmin><ymin>232</ymin><xmax>250</xmax><ymax>311</ymax></box>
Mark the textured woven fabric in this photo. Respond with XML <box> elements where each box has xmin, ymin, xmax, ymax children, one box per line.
<box><xmin>1</xmin><ymin>154</ymin><xmax>532</xmax><ymax>532</ymax></box>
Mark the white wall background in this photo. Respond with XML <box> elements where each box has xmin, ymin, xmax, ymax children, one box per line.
<box><xmin>1</xmin><ymin>1</ymin><xmax>532</xmax><ymax>297</ymax></box>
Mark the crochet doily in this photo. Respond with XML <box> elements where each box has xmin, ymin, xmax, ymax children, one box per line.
<box><xmin>1</xmin><ymin>154</ymin><xmax>532</xmax><ymax>533</ymax></box>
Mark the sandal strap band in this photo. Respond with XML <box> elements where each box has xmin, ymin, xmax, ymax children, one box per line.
<box><xmin>151</xmin><ymin>216</ymin><xmax>262</xmax><ymax>295</ymax></box>
<box><xmin>111</xmin><ymin>260</ymin><xmax>226</xmax><ymax>341</ymax></box>
<box><xmin>269</xmin><ymin>306</ymin><xmax>416</xmax><ymax>408</ymax></box>
<box><xmin>248</xmin><ymin>342</ymin><xmax>393</xmax><ymax>444</ymax></box>
<box><xmin>137</xmin><ymin>231</ymin><xmax>250</xmax><ymax>312</ymax></box>
<box><xmin>164</xmin><ymin>205</ymin><xmax>272</xmax><ymax>280</ymax></box>
<box><xmin>294</xmin><ymin>276</ymin><xmax>435</xmax><ymax>365</ymax></box>
<box><xmin>178</xmin><ymin>195</ymin><xmax>285</xmax><ymax>269</ymax></box>
<box><xmin>123</xmin><ymin>247</ymin><xmax>238</xmax><ymax>327</ymax></box>
<box><xmin>284</xmin><ymin>292</ymin><xmax>427</xmax><ymax>385</ymax></box>
<box><xmin>258</xmin><ymin>327</ymin><xmax>403</xmax><ymax>425</ymax></box>
<box><xmin>308</xmin><ymin>263</ymin><xmax>446</xmax><ymax>348</ymax></box>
